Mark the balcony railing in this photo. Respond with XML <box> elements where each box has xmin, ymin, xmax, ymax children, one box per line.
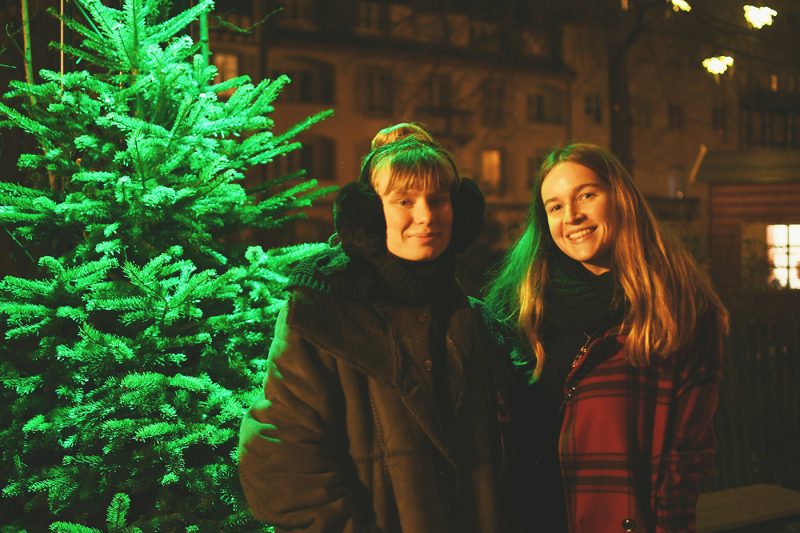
<box><xmin>414</xmin><ymin>106</ymin><xmax>476</xmax><ymax>145</ymax></box>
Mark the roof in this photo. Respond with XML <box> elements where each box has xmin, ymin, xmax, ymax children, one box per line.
<box><xmin>697</xmin><ymin>150</ymin><xmax>800</xmax><ymax>184</ymax></box>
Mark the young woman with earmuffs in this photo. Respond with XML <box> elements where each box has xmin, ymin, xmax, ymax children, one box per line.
<box><xmin>239</xmin><ymin>123</ymin><xmax>519</xmax><ymax>532</ymax></box>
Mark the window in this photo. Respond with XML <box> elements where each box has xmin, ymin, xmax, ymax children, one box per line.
<box><xmin>668</xmin><ymin>102</ymin><xmax>683</xmax><ymax>129</ymax></box>
<box><xmin>268</xmin><ymin>136</ymin><xmax>336</xmax><ymax>182</ymax></box>
<box><xmin>427</xmin><ymin>74</ymin><xmax>452</xmax><ymax>110</ymax></box>
<box><xmin>272</xmin><ymin>57</ymin><xmax>334</xmax><ymax>104</ymax></box>
<box><xmin>356</xmin><ymin>1</ymin><xmax>389</xmax><ymax>33</ymax></box>
<box><xmin>281</xmin><ymin>0</ymin><xmax>314</xmax><ymax>27</ymax></box>
<box><xmin>212</xmin><ymin>53</ymin><xmax>239</xmax><ymax>97</ymax></box>
<box><xmin>365</xmin><ymin>69</ymin><xmax>393</xmax><ymax>114</ymax></box>
<box><xmin>470</xmin><ymin>21</ymin><xmax>498</xmax><ymax>49</ymax></box>
<box><xmin>741</xmin><ymin>110</ymin><xmax>800</xmax><ymax>149</ymax></box>
<box><xmin>767</xmin><ymin>224</ymin><xmax>800</xmax><ymax>289</ymax></box>
<box><xmin>527</xmin><ymin>86</ymin><xmax>564</xmax><ymax>124</ymax></box>
<box><xmin>214</xmin><ymin>0</ymin><xmax>253</xmax><ymax>17</ymax></box>
<box><xmin>480</xmin><ymin>149</ymin><xmax>503</xmax><ymax>193</ymax></box>
<box><xmin>584</xmin><ymin>94</ymin><xmax>602</xmax><ymax>124</ymax></box>
<box><xmin>413</xmin><ymin>13</ymin><xmax>445</xmax><ymax>43</ymax></box>
<box><xmin>667</xmin><ymin>165</ymin><xmax>685</xmax><ymax>198</ymax></box>
<box><xmin>527</xmin><ymin>150</ymin><xmax>548</xmax><ymax>189</ymax></box>
<box><xmin>770</xmin><ymin>74</ymin><xmax>779</xmax><ymax>92</ymax></box>
<box><xmin>481</xmin><ymin>80</ymin><xmax>505</xmax><ymax>128</ymax></box>
<box><xmin>521</xmin><ymin>31</ymin><xmax>551</xmax><ymax>57</ymax></box>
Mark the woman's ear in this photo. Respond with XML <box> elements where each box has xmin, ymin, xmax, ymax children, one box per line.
<box><xmin>334</xmin><ymin>181</ymin><xmax>387</xmax><ymax>258</ymax></box>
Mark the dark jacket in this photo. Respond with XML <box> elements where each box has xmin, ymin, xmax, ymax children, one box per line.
<box><xmin>238</xmin><ymin>249</ymin><xmax>514</xmax><ymax>532</ymax></box>
<box><xmin>559</xmin><ymin>323</ymin><xmax>723</xmax><ymax>533</ymax></box>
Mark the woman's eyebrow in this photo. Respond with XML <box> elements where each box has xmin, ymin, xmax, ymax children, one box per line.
<box><xmin>543</xmin><ymin>183</ymin><xmax>597</xmax><ymax>205</ymax></box>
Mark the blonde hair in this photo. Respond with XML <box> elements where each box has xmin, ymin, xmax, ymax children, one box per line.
<box><xmin>485</xmin><ymin>143</ymin><xmax>728</xmax><ymax>380</ymax></box>
<box><xmin>362</xmin><ymin>123</ymin><xmax>459</xmax><ymax>196</ymax></box>
<box><xmin>370</xmin><ymin>122</ymin><xmax>434</xmax><ymax>150</ymax></box>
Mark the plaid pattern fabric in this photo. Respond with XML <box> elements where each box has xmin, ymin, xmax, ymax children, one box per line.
<box><xmin>559</xmin><ymin>330</ymin><xmax>722</xmax><ymax>533</ymax></box>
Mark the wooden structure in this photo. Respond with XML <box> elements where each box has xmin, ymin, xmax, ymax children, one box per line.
<box><xmin>698</xmin><ymin>150</ymin><xmax>800</xmax><ymax>292</ymax></box>
<box><xmin>698</xmin><ymin>484</ymin><xmax>800</xmax><ymax>532</ymax></box>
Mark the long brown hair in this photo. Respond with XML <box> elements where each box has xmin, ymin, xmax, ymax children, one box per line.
<box><xmin>485</xmin><ymin>143</ymin><xmax>728</xmax><ymax>379</ymax></box>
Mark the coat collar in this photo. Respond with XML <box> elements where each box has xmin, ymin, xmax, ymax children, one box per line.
<box><xmin>288</xmin><ymin>286</ymin><xmax>478</xmax><ymax>463</ymax></box>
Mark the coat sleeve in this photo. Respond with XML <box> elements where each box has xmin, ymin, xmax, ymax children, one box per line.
<box><xmin>654</xmin><ymin>324</ymin><xmax>724</xmax><ymax>533</ymax></box>
<box><xmin>238</xmin><ymin>302</ymin><xmax>377</xmax><ymax>532</ymax></box>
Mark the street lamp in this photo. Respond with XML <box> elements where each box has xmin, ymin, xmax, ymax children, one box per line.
<box><xmin>743</xmin><ymin>5</ymin><xmax>777</xmax><ymax>29</ymax></box>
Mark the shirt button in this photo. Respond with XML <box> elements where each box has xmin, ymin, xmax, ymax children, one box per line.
<box><xmin>424</xmin><ymin>360</ymin><xmax>433</xmax><ymax>372</ymax></box>
<box><xmin>621</xmin><ymin>518</ymin><xmax>636</xmax><ymax>531</ymax></box>
<box><xmin>417</xmin><ymin>312</ymin><xmax>429</xmax><ymax>323</ymax></box>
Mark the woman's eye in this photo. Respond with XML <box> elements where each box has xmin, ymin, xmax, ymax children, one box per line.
<box><xmin>580</xmin><ymin>192</ymin><xmax>596</xmax><ymax>201</ymax></box>
<box><xmin>549</xmin><ymin>205</ymin><xmax>561</xmax><ymax>213</ymax></box>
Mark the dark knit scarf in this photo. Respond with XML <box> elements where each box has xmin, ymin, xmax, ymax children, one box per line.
<box><xmin>371</xmin><ymin>252</ymin><xmax>456</xmax><ymax>306</ymax></box>
<box><xmin>544</xmin><ymin>248</ymin><xmax>625</xmax><ymax>336</ymax></box>
<box><xmin>287</xmin><ymin>242</ymin><xmax>456</xmax><ymax>307</ymax></box>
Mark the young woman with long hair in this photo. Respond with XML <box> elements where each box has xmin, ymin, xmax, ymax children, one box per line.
<box><xmin>486</xmin><ymin>142</ymin><xmax>728</xmax><ymax>533</ymax></box>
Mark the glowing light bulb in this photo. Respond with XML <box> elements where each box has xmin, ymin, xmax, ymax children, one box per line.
<box><xmin>702</xmin><ymin>56</ymin><xmax>734</xmax><ymax>75</ymax></box>
<box><xmin>670</xmin><ymin>0</ymin><xmax>692</xmax><ymax>12</ymax></box>
<box><xmin>744</xmin><ymin>5</ymin><xmax>777</xmax><ymax>29</ymax></box>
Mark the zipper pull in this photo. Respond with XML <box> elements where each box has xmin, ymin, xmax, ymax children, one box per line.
<box><xmin>571</xmin><ymin>342</ymin><xmax>590</xmax><ymax>368</ymax></box>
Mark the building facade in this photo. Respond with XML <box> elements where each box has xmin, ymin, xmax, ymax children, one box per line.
<box><xmin>210</xmin><ymin>0</ymin><xmax>800</xmax><ymax>293</ymax></box>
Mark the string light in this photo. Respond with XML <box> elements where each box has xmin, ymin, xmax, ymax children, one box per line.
<box><xmin>744</xmin><ymin>5</ymin><xmax>777</xmax><ymax>29</ymax></box>
<box><xmin>670</xmin><ymin>0</ymin><xmax>692</xmax><ymax>12</ymax></box>
<box><xmin>702</xmin><ymin>56</ymin><xmax>734</xmax><ymax>75</ymax></box>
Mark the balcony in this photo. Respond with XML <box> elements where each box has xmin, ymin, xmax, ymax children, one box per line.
<box><xmin>414</xmin><ymin>106</ymin><xmax>476</xmax><ymax>146</ymax></box>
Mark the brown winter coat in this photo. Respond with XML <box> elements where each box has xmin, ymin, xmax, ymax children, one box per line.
<box><xmin>238</xmin><ymin>268</ymin><xmax>514</xmax><ymax>532</ymax></box>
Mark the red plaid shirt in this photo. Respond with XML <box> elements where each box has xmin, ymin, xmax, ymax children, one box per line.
<box><xmin>559</xmin><ymin>326</ymin><xmax>722</xmax><ymax>533</ymax></box>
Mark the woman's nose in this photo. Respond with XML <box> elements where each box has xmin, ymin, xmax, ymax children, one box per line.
<box><xmin>414</xmin><ymin>201</ymin><xmax>433</xmax><ymax>223</ymax></box>
<box><xmin>564</xmin><ymin>203</ymin><xmax>582</xmax><ymax>223</ymax></box>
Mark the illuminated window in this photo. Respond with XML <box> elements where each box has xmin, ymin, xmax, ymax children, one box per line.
<box><xmin>767</xmin><ymin>224</ymin><xmax>800</xmax><ymax>289</ymax></box>
<box><xmin>212</xmin><ymin>53</ymin><xmax>239</xmax><ymax>97</ymax></box>
<box><xmin>481</xmin><ymin>149</ymin><xmax>503</xmax><ymax>193</ymax></box>
<box><xmin>770</xmin><ymin>74</ymin><xmax>779</xmax><ymax>92</ymax></box>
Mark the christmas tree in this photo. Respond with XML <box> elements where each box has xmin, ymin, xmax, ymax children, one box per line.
<box><xmin>0</xmin><ymin>0</ymin><xmax>333</xmax><ymax>530</ymax></box>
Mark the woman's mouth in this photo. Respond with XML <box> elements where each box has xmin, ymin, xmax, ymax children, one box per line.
<box><xmin>567</xmin><ymin>227</ymin><xmax>595</xmax><ymax>241</ymax></box>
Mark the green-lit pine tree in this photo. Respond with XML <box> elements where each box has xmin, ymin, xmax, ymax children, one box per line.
<box><xmin>0</xmin><ymin>0</ymin><xmax>333</xmax><ymax>530</ymax></box>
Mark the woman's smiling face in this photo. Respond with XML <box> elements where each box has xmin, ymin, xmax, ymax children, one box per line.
<box><xmin>541</xmin><ymin>161</ymin><xmax>616</xmax><ymax>275</ymax></box>
<box><xmin>373</xmin><ymin>164</ymin><xmax>453</xmax><ymax>262</ymax></box>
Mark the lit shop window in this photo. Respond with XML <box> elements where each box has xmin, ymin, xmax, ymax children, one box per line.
<box><xmin>481</xmin><ymin>149</ymin><xmax>503</xmax><ymax>194</ymax></box>
<box><xmin>767</xmin><ymin>224</ymin><xmax>800</xmax><ymax>289</ymax></box>
<box><xmin>212</xmin><ymin>53</ymin><xmax>239</xmax><ymax>97</ymax></box>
